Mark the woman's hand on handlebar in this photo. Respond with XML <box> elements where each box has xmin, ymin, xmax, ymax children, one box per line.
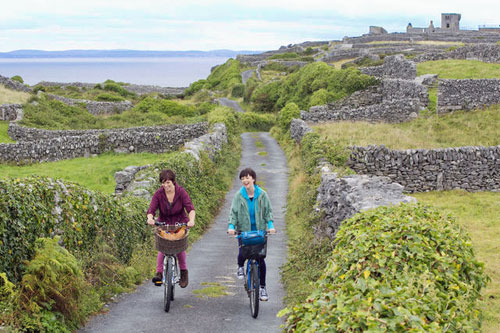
<box><xmin>187</xmin><ymin>220</ymin><xmax>195</xmax><ymax>228</ymax></box>
<box><xmin>147</xmin><ymin>217</ymin><xmax>155</xmax><ymax>226</ymax></box>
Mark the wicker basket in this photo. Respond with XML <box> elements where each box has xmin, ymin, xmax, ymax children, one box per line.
<box><xmin>155</xmin><ymin>228</ymin><xmax>189</xmax><ymax>255</ymax></box>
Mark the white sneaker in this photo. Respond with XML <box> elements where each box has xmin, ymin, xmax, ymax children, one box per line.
<box><xmin>237</xmin><ymin>266</ymin><xmax>244</xmax><ymax>280</ymax></box>
<box><xmin>259</xmin><ymin>286</ymin><xmax>268</xmax><ymax>301</ymax></box>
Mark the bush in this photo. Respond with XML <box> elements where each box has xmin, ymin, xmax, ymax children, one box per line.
<box><xmin>10</xmin><ymin>75</ymin><xmax>24</xmax><ymax>84</ymax></box>
<box><xmin>133</xmin><ymin>97</ymin><xmax>197</xmax><ymax>117</ymax></box>
<box><xmin>250</xmin><ymin>80</ymin><xmax>282</xmax><ymax>112</ymax></box>
<box><xmin>281</xmin><ymin>204</ymin><xmax>488</xmax><ymax>332</ymax></box>
<box><xmin>185</xmin><ymin>79</ymin><xmax>207</xmax><ymax>97</ymax></box>
<box><xmin>197</xmin><ymin>101</ymin><xmax>216</xmax><ymax>115</ymax></box>
<box><xmin>231</xmin><ymin>83</ymin><xmax>245</xmax><ymax>98</ymax></box>
<box><xmin>278</xmin><ymin>102</ymin><xmax>301</xmax><ymax>132</ymax></box>
<box><xmin>269</xmin><ymin>52</ymin><xmax>299</xmax><ymax>60</ymax></box>
<box><xmin>96</xmin><ymin>93</ymin><xmax>125</xmax><ymax>102</ymax></box>
<box><xmin>207</xmin><ymin>106</ymin><xmax>238</xmax><ymax>135</ymax></box>
<box><xmin>238</xmin><ymin>112</ymin><xmax>276</xmax><ymax>131</ymax></box>
<box><xmin>11</xmin><ymin>237</ymin><xmax>100</xmax><ymax>331</ymax></box>
<box><xmin>206</xmin><ymin>59</ymin><xmax>242</xmax><ymax>92</ymax></box>
<box><xmin>299</xmin><ymin>132</ymin><xmax>350</xmax><ymax>174</ymax></box>
<box><xmin>102</xmin><ymin>81</ymin><xmax>133</xmax><ymax>98</ymax></box>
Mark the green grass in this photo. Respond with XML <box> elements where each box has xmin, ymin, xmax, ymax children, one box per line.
<box><xmin>0</xmin><ymin>121</ymin><xmax>15</xmax><ymax>143</ymax></box>
<box><xmin>417</xmin><ymin>59</ymin><xmax>500</xmax><ymax>79</ymax></box>
<box><xmin>413</xmin><ymin>191</ymin><xmax>500</xmax><ymax>333</ymax></box>
<box><xmin>0</xmin><ymin>152</ymin><xmax>176</xmax><ymax>193</ymax></box>
<box><xmin>192</xmin><ymin>282</ymin><xmax>228</xmax><ymax>298</ymax></box>
<box><xmin>0</xmin><ymin>84</ymin><xmax>31</xmax><ymax>104</ymax></box>
<box><xmin>313</xmin><ymin>104</ymin><xmax>500</xmax><ymax>149</ymax></box>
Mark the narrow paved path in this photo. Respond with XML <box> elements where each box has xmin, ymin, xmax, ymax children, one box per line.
<box><xmin>80</xmin><ymin>132</ymin><xmax>289</xmax><ymax>332</ymax></box>
<box><xmin>216</xmin><ymin>97</ymin><xmax>245</xmax><ymax>112</ymax></box>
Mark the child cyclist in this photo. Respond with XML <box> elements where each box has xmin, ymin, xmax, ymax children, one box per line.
<box><xmin>227</xmin><ymin>168</ymin><xmax>275</xmax><ymax>301</ymax></box>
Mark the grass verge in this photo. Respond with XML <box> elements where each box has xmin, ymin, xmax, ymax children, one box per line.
<box><xmin>414</xmin><ymin>191</ymin><xmax>500</xmax><ymax>332</ymax></box>
<box><xmin>0</xmin><ymin>84</ymin><xmax>31</xmax><ymax>104</ymax></box>
<box><xmin>0</xmin><ymin>121</ymin><xmax>15</xmax><ymax>143</ymax></box>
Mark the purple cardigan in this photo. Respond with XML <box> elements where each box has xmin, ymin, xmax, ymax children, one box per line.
<box><xmin>147</xmin><ymin>183</ymin><xmax>195</xmax><ymax>224</ymax></box>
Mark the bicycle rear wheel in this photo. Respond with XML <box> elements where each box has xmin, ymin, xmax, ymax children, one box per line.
<box><xmin>164</xmin><ymin>256</ymin><xmax>175</xmax><ymax>312</ymax></box>
<box><xmin>249</xmin><ymin>261</ymin><xmax>260</xmax><ymax>318</ymax></box>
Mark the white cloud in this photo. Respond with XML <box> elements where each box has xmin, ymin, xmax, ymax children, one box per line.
<box><xmin>0</xmin><ymin>0</ymin><xmax>498</xmax><ymax>51</ymax></box>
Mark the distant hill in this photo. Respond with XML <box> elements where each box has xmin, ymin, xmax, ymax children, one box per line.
<box><xmin>0</xmin><ymin>49</ymin><xmax>261</xmax><ymax>58</ymax></box>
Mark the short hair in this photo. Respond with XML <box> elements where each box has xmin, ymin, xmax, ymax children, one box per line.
<box><xmin>239</xmin><ymin>168</ymin><xmax>256</xmax><ymax>183</ymax></box>
<box><xmin>159</xmin><ymin>169</ymin><xmax>176</xmax><ymax>184</ymax></box>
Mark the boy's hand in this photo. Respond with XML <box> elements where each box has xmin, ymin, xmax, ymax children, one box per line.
<box><xmin>268</xmin><ymin>228</ymin><xmax>276</xmax><ymax>234</ymax></box>
<box><xmin>227</xmin><ymin>229</ymin><xmax>236</xmax><ymax>235</ymax></box>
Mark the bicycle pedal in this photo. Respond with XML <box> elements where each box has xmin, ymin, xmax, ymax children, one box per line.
<box><xmin>154</xmin><ymin>281</ymin><xmax>163</xmax><ymax>287</ymax></box>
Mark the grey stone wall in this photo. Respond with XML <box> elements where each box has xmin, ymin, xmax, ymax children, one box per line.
<box><xmin>348</xmin><ymin>145</ymin><xmax>500</xmax><ymax>192</ymax></box>
<box><xmin>0</xmin><ymin>104</ymin><xmax>23</xmax><ymax>121</ymax></box>
<box><xmin>0</xmin><ymin>75</ymin><xmax>32</xmax><ymax>92</ymax></box>
<box><xmin>315</xmin><ymin>163</ymin><xmax>416</xmax><ymax>239</ymax></box>
<box><xmin>360</xmin><ymin>54</ymin><xmax>417</xmax><ymax>80</ymax></box>
<box><xmin>414</xmin><ymin>43</ymin><xmax>500</xmax><ymax>63</ymax></box>
<box><xmin>37</xmin><ymin>81</ymin><xmax>186</xmax><ymax>96</ymax></box>
<box><xmin>437</xmin><ymin>79</ymin><xmax>500</xmax><ymax>114</ymax></box>
<box><xmin>48</xmin><ymin>94</ymin><xmax>133</xmax><ymax>116</ymax></box>
<box><xmin>290</xmin><ymin>118</ymin><xmax>312</xmax><ymax>142</ymax></box>
<box><xmin>0</xmin><ymin>122</ymin><xmax>208</xmax><ymax>164</ymax></box>
<box><xmin>115</xmin><ymin>123</ymin><xmax>228</xmax><ymax>196</ymax></box>
<box><xmin>301</xmin><ymin>78</ymin><xmax>426</xmax><ymax>123</ymax></box>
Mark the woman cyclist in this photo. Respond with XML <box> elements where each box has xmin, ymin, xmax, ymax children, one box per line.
<box><xmin>227</xmin><ymin>168</ymin><xmax>275</xmax><ymax>301</ymax></box>
<box><xmin>147</xmin><ymin>169</ymin><xmax>195</xmax><ymax>288</ymax></box>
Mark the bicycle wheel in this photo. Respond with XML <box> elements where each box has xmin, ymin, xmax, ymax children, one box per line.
<box><xmin>164</xmin><ymin>256</ymin><xmax>174</xmax><ymax>312</ymax></box>
<box><xmin>249</xmin><ymin>261</ymin><xmax>260</xmax><ymax>318</ymax></box>
<box><xmin>170</xmin><ymin>257</ymin><xmax>177</xmax><ymax>301</ymax></box>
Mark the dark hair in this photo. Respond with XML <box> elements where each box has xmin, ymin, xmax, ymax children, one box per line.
<box><xmin>239</xmin><ymin>168</ymin><xmax>256</xmax><ymax>183</ymax></box>
<box><xmin>159</xmin><ymin>169</ymin><xmax>176</xmax><ymax>184</ymax></box>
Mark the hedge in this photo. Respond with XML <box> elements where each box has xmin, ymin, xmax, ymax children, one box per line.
<box><xmin>280</xmin><ymin>204</ymin><xmax>488</xmax><ymax>332</ymax></box>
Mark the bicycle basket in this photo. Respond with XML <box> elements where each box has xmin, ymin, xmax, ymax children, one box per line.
<box><xmin>155</xmin><ymin>228</ymin><xmax>189</xmax><ymax>255</ymax></box>
<box><xmin>240</xmin><ymin>238</ymin><xmax>267</xmax><ymax>260</ymax></box>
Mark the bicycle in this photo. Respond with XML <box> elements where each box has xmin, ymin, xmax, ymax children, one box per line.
<box><xmin>235</xmin><ymin>230</ymin><xmax>271</xmax><ymax>318</ymax></box>
<box><xmin>153</xmin><ymin>221</ymin><xmax>189</xmax><ymax>313</ymax></box>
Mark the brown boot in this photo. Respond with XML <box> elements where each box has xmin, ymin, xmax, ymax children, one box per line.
<box><xmin>152</xmin><ymin>272</ymin><xmax>162</xmax><ymax>286</ymax></box>
<box><xmin>179</xmin><ymin>270</ymin><xmax>188</xmax><ymax>288</ymax></box>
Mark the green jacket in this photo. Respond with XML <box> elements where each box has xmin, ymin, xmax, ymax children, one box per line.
<box><xmin>229</xmin><ymin>185</ymin><xmax>273</xmax><ymax>232</ymax></box>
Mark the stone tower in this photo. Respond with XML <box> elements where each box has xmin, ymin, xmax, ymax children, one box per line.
<box><xmin>441</xmin><ymin>13</ymin><xmax>461</xmax><ymax>30</ymax></box>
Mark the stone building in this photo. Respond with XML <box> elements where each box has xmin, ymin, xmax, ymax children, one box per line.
<box><xmin>441</xmin><ymin>13</ymin><xmax>461</xmax><ymax>30</ymax></box>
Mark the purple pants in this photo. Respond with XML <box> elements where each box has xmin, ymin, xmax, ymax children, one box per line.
<box><xmin>156</xmin><ymin>251</ymin><xmax>187</xmax><ymax>272</ymax></box>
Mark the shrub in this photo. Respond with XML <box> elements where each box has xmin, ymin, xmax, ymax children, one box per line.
<box><xmin>231</xmin><ymin>83</ymin><xmax>245</xmax><ymax>98</ymax></box>
<box><xmin>207</xmin><ymin>106</ymin><xmax>238</xmax><ymax>135</ymax></box>
<box><xmin>250</xmin><ymin>80</ymin><xmax>282</xmax><ymax>112</ymax></box>
<box><xmin>197</xmin><ymin>101</ymin><xmax>216</xmax><ymax>115</ymax></box>
<box><xmin>11</xmin><ymin>237</ymin><xmax>100</xmax><ymax>331</ymax></box>
<box><xmin>206</xmin><ymin>59</ymin><xmax>242</xmax><ymax>92</ymax></box>
<box><xmin>299</xmin><ymin>132</ymin><xmax>350</xmax><ymax>173</ymax></box>
<box><xmin>185</xmin><ymin>79</ymin><xmax>207</xmax><ymax>96</ymax></box>
<box><xmin>281</xmin><ymin>204</ymin><xmax>488</xmax><ymax>332</ymax></box>
<box><xmin>278</xmin><ymin>102</ymin><xmax>300</xmax><ymax>132</ymax></box>
<box><xmin>309</xmin><ymin>88</ymin><xmax>330</xmax><ymax>106</ymax></box>
<box><xmin>133</xmin><ymin>97</ymin><xmax>197</xmax><ymax>117</ymax></box>
<box><xmin>103</xmin><ymin>81</ymin><xmax>133</xmax><ymax>98</ymax></box>
<box><xmin>96</xmin><ymin>93</ymin><xmax>125</xmax><ymax>102</ymax></box>
<box><xmin>269</xmin><ymin>52</ymin><xmax>299</xmax><ymax>60</ymax></box>
<box><xmin>10</xmin><ymin>75</ymin><xmax>24</xmax><ymax>84</ymax></box>
<box><xmin>238</xmin><ymin>112</ymin><xmax>276</xmax><ymax>131</ymax></box>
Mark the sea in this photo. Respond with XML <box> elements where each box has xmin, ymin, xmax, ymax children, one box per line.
<box><xmin>0</xmin><ymin>56</ymin><xmax>231</xmax><ymax>87</ymax></box>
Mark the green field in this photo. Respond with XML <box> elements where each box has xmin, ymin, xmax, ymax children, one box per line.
<box><xmin>0</xmin><ymin>121</ymin><xmax>15</xmax><ymax>143</ymax></box>
<box><xmin>417</xmin><ymin>59</ymin><xmax>500</xmax><ymax>79</ymax></box>
<box><xmin>313</xmin><ymin>104</ymin><xmax>500</xmax><ymax>149</ymax></box>
<box><xmin>414</xmin><ymin>191</ymin><xmax>500</xmax><ymax>332</ymax></box>
<box><xmin>0</xmin><ymin>152</ymin><xmax>175</xmax><ymax>193</ymax></box>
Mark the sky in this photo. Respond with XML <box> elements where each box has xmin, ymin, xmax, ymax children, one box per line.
<box><xmin>0</xmin><ymin>0</ymin><xmax>499</xmax><ymax>52</ymax></box>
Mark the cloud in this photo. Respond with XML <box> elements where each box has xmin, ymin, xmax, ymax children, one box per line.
<box><xmin>0</xmin><ymin>0</ymin><xmax>498</xmax><ymax>51</ymax></box>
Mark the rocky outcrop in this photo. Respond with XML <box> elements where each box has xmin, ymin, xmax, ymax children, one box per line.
<box><xmin>290</xmin><ymin>118</ymin><xmax>312</xmax><ymax>142</ymax></box>
<box><xmin>360</xmin><ymin>54</ymin><xmax>417</xmax><ymax>80</ymax></box>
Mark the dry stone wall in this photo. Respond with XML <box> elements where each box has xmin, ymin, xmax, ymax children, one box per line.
<box><xmin>360</xmin><ymin>54</ymin><xmax>417</xmax><ymax>80</ymax></box>
<box><xmin>0</xmin><ymin>122</ymin><xmax>208</xmax><ymax>164</ymax></box>
<box><xmin>0</xmin><ymin>75</ymin><xmax>32</xmax><ymax>92</ymax></box>
<box><xmin>0</xmin><ymin>104</ymin><xmax>22</xmax><ymax>121</ymax></box>
<box><xmin>48</xmin><ymin>94</ymin><xmax>133</xmax><ymax>116</ymax></box>
<box><xmin>315</xmin><ymin>163</ymin><xmax>416</xmax><ymax>240</ymax></box>
<box><xmin>437</xmin><ymin>79</ymin><xmax>500</xmax><ymax>114</ymax></box>
<box><xmin>414</xmin><ymin>43</ymin><xmax>500</xmax><ymax>63</ymax></box>
<box><xmin>348</xmin><ymin>145</ymin><xmax>500</xmax><ymax>192</ymax></box>
<box><xmin>301</xmin><ymin>77</ymin><xmax>427</xmax><ymax>123</ymax></box>
<box><xmin>37</xmin><ymin>81</ymin><xmax>186</xmax><ymax>96</ymax></box>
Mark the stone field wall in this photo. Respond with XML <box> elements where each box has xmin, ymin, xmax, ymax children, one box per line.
<box><xmin>437</xmin><ymin>79</ymin><xmax>500</xmax><ymax>114</ymax></box>
<box><xmin>1</xmin><ymin>122</ymin><xmax>208</xmax><ymax>164</ymax></box>
<box><xmin>0</xmin><ymin>104</ymin><xmax>22</xmax><ymax>121</ymax></box>
<box><xmin>48</xmin><ymin>94</ymin><xmax>133</xmax><ymax>116</ymax></box>
<box><xmin>414</xmin><ymin>43</ymin><xmax>500</xmax><ymax>63</ymax></box>
<box><xmin>348</xmin><ymin>145</ymin><xmax>500</xmax><ymax>192</ymax></box>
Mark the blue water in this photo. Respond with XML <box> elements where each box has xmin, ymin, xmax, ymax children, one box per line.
<box><xmin>0</xmin><ymin>57</ymin><xmax>230</xmax><ymax>87</ymax></box>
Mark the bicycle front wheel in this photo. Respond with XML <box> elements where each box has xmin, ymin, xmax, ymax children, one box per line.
<box><xmin>164</xmin><ymin>256</ymin><xmax>175</xmax><ymax>312</ymax></box>
<box><xmin>249</xmin><ymin>261</ymin><xmax>260</xmax><ymax>318</ymax></box>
